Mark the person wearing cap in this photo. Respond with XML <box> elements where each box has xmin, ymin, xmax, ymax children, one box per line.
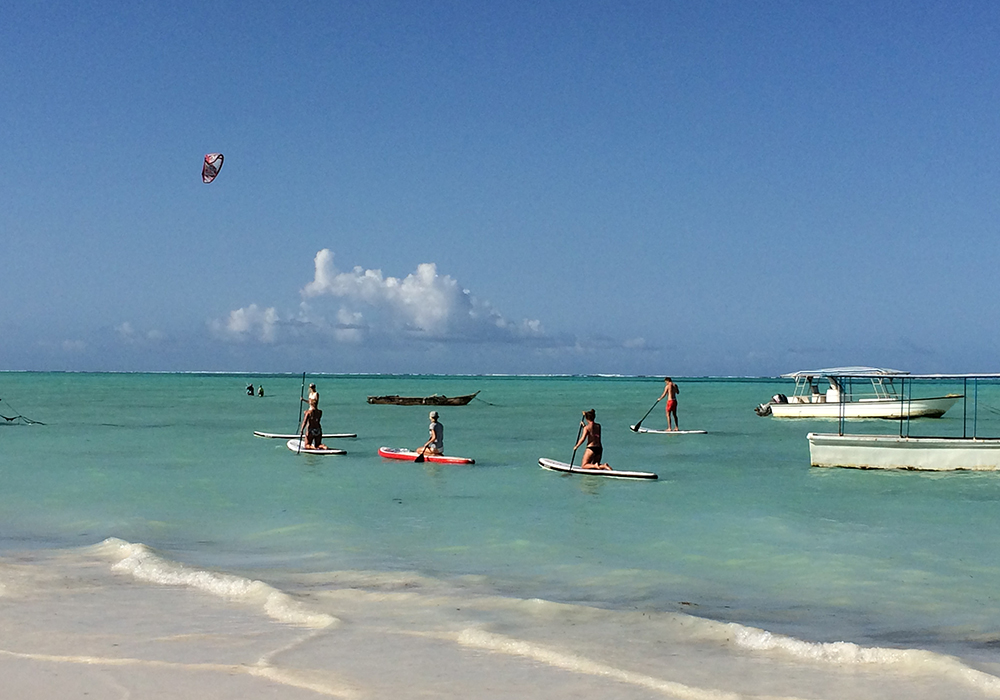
<box><xmin>301</xmin><ymin>383</ymin><xmax>319</xmax><ymax>409</ymax></box>
<box><xmin>418</xmin><ymin>410</ymin><xmax>444</xmax><ymax>455</ymax></box>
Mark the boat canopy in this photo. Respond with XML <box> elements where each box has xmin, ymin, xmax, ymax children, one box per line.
<box><xmin>780</xmin><ymin>367</ymin><xmax>908</xmax><ymax>379</ymax></box>
<box><xmin>784</xmin><ymin>369</ymin><xmax>1000</xmax><ymax>380</ymax></box>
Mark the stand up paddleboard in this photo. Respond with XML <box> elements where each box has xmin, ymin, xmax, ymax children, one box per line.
<box><xmin>256</xmin><ymin>431</ymin><xmax>357</xmax><ymax>439</ymax></box>
<box><xmin>539</xmin><ymin>458</ymin><xmax>657</xmax><ymax>480</ymax></box>
<box><xmin>378</xmin><ymin>447</ymin><xmax>475</xmax><ymax>465</ymax></box>
<box><xmin>286</xmin><ymin>439</ymin><xmax>346</xmax><ymax>455</ymax></box>
<box><xmin>630</xmin><ymin>426</ymin><xmax>707</xmax><ymax>435</ymax></box>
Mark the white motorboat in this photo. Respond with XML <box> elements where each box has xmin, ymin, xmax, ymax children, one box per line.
<box><xmin>806</xmin><ymin>372</ymin><xmax>1000</xmax><ymax>471</ymax></box>
<box><xmin>755</xmin><ymin>367</ymin><xmax>961</xmax><ymax>419</ymax></box>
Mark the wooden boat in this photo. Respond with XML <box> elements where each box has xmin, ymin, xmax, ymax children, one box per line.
<box><xmin>805</xmin><ymin>371</ymin><xmax>1000</xmax><ymax>471</ymax></box>
<box><xmin>366</xmin><ymin>391</ymin><xmax>479</xmax><ymax>406</ymax></box>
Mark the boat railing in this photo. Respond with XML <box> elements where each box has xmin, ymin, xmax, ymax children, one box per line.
<box><xmin>828</xmin><ymin>373</ymin><xmax>1000</xmax><ymax>440</ymax></box>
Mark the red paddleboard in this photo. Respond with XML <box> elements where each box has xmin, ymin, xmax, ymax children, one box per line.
<box><xmin>378</xmin><ymin>446</ymin><xmax>475</xmax><ymax>464</ymax></box>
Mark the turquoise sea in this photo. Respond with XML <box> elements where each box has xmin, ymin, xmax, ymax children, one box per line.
<box><xmin>3</xmin><ymin>372</ymin><xmax>1000</xmax><ymax>699</ymax></box>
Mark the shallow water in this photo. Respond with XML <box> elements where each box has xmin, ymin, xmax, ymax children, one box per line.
<box><xmin>3</xmin><ymin>373</ymin><xmax>1000</xmax><ymax>698</ymax></box>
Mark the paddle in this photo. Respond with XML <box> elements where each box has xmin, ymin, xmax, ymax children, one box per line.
<box><xmin>630</xmin><ymin>398</ymin><xmax>662</xmax><ymax>432</ymax></box>
<box><xmin>296</xmin><ymin>372</ymin><xmax>306</xmax><ymax>454</ymax></box>
<box><xmin>570</xmin><ymin>420</ymin><xmax>585</xmax><ymax>468</ymax></box>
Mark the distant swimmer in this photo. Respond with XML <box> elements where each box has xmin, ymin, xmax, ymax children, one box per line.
<box><xmin>301</xmin><ymin>383</ymin><xmax>319</xmax><ymax>409</ymax></box>
<box><xmin>258</xmin><ymin>385</ymin><xmax>264</xmax><ymax>397</ymax></box>
<box><xmin>575</xmin><ymin>409</ymin><xmax>611</xmax><ymax>469</ymax></box>
<box><xmin>657</xmin><ymin>377</ymin><xmax>680</xmax><ymax>431</ymax></box>
<box><xmin>418</xmin><ymin>411</ymin><xmax>444</xmax><ymax>456</ymax></box>
<box><xmin>247</xmin><ymin>383</ymin><xmax>255</xmax><ymax>396</ymax></box>
<box><xmin>299</xmin><ymin>406</ymin><xmax>328</xmax><ymax>450</ymax></box>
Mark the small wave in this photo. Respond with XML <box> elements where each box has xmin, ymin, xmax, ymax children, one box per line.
<box><xmin>92</xmin><ymin>538</ymin><xmax>337</xmax><ymax>630</ymax></box>
<box><xmin>457</xmin><ymin>628</ymin><xmax>743</xmax><ymax>700</ymax></box>
<box><xmin>725</xmin><ymin>622</ymin><xmax>1000</xmax><ymax>696</ymax></box>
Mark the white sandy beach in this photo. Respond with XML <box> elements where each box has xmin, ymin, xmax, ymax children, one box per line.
<box><xmin>3</xmin><ymin>542</ymin><xmax>1000</xmax><ymax>700</ymax></box>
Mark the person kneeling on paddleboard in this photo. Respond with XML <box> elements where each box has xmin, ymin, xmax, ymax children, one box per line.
<box><xmin>575</xmin><ymin>409</ymin><xmax>611</xmax><ymax>470</ymax></box>
<box><xmin>418</xmin><ymin>411</ymin><xmax>444</xmax><ymax>456</ymax></box>
<box><xmin>300</xmin><ymin>406</ymin><xmax>328</xmax><ymax>450</ymax></box>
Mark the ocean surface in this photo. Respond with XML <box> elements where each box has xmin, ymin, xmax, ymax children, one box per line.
<box><xmin>3</xmin><ymin>372</ymin><xmax>1000</xmax><ymax>699</ymax></box>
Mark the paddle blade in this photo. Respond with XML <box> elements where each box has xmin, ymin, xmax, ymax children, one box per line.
<box><xmin>414</xmin><ymin>454</ymin><xmax>425</xmax><ymax>463</ymax></box>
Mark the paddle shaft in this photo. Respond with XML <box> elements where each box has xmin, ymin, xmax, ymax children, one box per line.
<box><xmin>631</xmin><ymin>397</ymin><xmax>662</xmax><ymax>432</ymax></box>
<box><xmin>296</xmin><ymin>372</ymin><xmax>306</xmax><ymax>454</ymax></box>
<box><xmin>570</xmin><ymin>421</ymin><xmax>585</xmax><ymax>468</ymax></box>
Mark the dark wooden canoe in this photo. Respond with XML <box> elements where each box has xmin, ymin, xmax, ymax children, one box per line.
<box><xmin>367</xmin><ymin>391</ymin><xmax>479</xmax><ymax>406</ymax></box>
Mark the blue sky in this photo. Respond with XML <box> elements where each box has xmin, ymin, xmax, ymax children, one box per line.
<box><xmin>3</xmin><ymin>1</ymin><xmax>999</xmax><ymax>375</ymax></box>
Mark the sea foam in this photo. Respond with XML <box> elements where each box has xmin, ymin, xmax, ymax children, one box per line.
<box><xmin>93</xmin><ymin>538</ymin><xmax>337</xmax><ymax>630</ymax></box>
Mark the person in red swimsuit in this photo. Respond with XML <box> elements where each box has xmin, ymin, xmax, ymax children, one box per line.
<box><xmin>657</xmin><ymin>377</ymin><xmax>680</xmax><ymax>431</ymax></box>
<box><xmin>574</xmin><ymin>409</ymin><xmax>611</xmax><ymax>469</ymax></box>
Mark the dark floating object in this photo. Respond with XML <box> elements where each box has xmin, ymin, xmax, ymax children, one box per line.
<box><xmin>366</xmin><ymin>391</ymin><xmax>480</xmax><ymax>406</ymax></box>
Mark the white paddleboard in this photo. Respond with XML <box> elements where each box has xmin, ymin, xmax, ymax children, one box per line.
<box><xmin>630</xmin><ymin>426</ymin><xmax>707</xmax><ymax>435</ymax></box>
<box><xmin>256</xmin><ymin>431</ymin><xmax>356</xmax><ymax>439</ymax></box>
<box><xmin>538</xmin><ymin>458</ymin><xmax>657</xmax><ymax>480</ymax></box>
<box><xmin>286</xmin><ymin>439</ymin><xmax>346</xmax><ymax>455</ymax></box>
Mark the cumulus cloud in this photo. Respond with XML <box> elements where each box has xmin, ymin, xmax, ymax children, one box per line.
<box><xmin>299</xmin><ymin>249</ymin><xmax>545</xmax><ymax>344</ymax></box>
<box><xmin>210</xmin><ymin>250</ymin><xmax>648</xmax><ymax>362</ymax></box>
<box><xmin>210</xmin><ymin>304</ymin><xmax>280</xmax><ymax>343</ymax></box>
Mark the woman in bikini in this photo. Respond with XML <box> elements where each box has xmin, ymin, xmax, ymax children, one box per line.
<box><xmin>574</xmin><ymin>409</ymin><xmax>611</xmax><ymax>469</ymax></box>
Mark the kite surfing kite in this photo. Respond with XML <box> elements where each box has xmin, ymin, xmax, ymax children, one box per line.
<box><xmin>202</xmin><ymin>153</ymin><xmax>224</xmax><ymax>183</ymax></box>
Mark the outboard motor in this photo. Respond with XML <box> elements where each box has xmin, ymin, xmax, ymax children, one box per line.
<box><xmin>754</xmin><ymin>403</ymin><xmax>772</xmax><ymax>417</ymax></box>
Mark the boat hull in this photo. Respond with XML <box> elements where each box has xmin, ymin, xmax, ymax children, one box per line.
<box><xmin>367</xmin><ymin>391</ymin><xmax>479</xmax><ymax>406</ymax></box>
<box><xmin>769</xmin><ymin>395</ymin><xmax>960</xmax><ymax>419</ymax></box>
<box><xmin>807</xmin><ymin>432</ymin><xmax>1000</xmax><ymax>471</ymax></box>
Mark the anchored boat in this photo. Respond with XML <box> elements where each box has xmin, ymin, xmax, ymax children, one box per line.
<box><xmin>806</xmin><ymin>371</ymin><xmax>1000</xmax><ymax>471</ymax></box>
<box><xmin>367</xmin><ymin>391</ymin><xmax>479</xmax><ymax>406</ymax></box>
<box><xmin>755</xmin><ymin>367</ymin><xmax>961</xmax><ymax>419</ymax></box>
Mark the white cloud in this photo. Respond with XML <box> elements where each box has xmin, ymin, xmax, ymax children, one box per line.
<box><xmin>210</xmin><ymin>304</ymin><xmax>280</xmax><ymax>343</ymax></box>
<box><xmin>299</xmin><ymin>249</ymin><xmax>544</xmax><ymax>344</ymax></box>
<box><xmin>116</xmin><ymin>322</ymin><xmax>166</xmax><ymax>345</ymax></box>
<box><xmin>209</xmin><ymin>250</ymin><xmax>650</xmax><ymax>363</ymax></box>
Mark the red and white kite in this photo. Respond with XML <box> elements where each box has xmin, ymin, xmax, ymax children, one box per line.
<box><xmin>202</xmin><ymin>153</ymin><xmax>224</xmax><ymax>183</ymax></box>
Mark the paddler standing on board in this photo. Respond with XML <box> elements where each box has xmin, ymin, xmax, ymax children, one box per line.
<box><xmin>301</xmin><ymin>383</ymin><xmax>319</xmax><ymax>409</ymax></box>
<box><xmin>418</xmin><ymin>411</ymin><xmax>444</xmax><ymax>456</ymax></box>
<box><xmin>574</xmin><ymin>409</ymin><xmax>611</xmax><ymax>469</ymax></box>
<box><xmin>657</xmin><ymin>377</ymin><xmax>680</xmax><ymax>431</ymax></box>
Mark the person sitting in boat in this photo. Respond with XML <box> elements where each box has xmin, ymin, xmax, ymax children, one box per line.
<box><xmin>299</xmin><ymin>406</ymin><xmax>328</xmax><ymax>450</ymax></box>
<box><xmin>419</xmin><ymin>411</ymin><xmax>444</xmax><ymax>455</ymax></box>
<box><xmin>575</xmin><ymin>409</ymin><xmax>611</xmax><ymax>470</ymax></box>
